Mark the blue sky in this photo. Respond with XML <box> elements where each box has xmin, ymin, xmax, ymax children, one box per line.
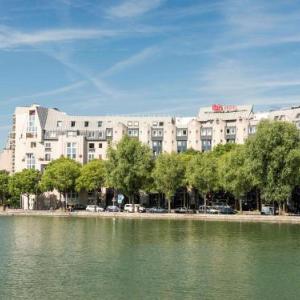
<box><xmin>1</xmin><ymin>0</ymin><xmax>300</xmax><ymax>147</ymax></box>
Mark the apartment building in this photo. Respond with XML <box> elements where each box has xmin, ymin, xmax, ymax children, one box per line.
<box><xmin>1</xmin><ymin>103</ymin><xmax>300</xmax><ymax>174</ymax></box>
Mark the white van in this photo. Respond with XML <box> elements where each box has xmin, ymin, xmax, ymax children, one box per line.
<box><xmin>124</xmin><ymin>204</ymin><xmax>146</xmax><ymax>213</ymax></box>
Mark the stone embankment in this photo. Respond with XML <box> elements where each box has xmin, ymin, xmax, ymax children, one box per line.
<box><xmin>1</xmin><ymin>209</ymin><xmax>300</xmax><ymax>224</ymax></box>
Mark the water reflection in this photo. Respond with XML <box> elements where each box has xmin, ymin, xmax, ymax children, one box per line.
<box><xmin>0</xmin><ymin>217</ymin><xmax>300</xmax><ymax>299</ymax></box>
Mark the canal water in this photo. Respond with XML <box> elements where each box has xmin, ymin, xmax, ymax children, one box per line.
<box><xmin>0</xmin><ymin>217</ymin><xmax>300</xmax><ymax>300</ymax></box>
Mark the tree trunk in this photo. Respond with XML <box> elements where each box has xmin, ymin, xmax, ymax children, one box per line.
<box><xmin>168</xmin><ymin>198</ymin><xmax>171</xmax><ymax>213</ymax></box>
<box><xmin>256</xmin><ymin>189</ymin><xmax>261</xmax><ymax>212</ymax></box>
<box><xmin>239</xmin><ymin>198</ymin><xmax>243</xmax><ymax>214</ymax></box>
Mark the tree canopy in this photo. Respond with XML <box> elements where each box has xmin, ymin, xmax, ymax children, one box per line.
<box><xmin>40</xmin><ymin>157</ymin><xmax>81</xmax><ymax>201</ymax></box>
<box><xmin>153</xmin><ymin>152</ymin><xmax>185</xmax><ymax>211</ymax></box>
<box><xmin>105</xmin><ymin>135</ymin><xmax>154</xmax><ymax>202</ymax></box>
<box><xmin>246</xmin><ymin>120</ymin><xmax>300</xmax><ymax>208</ymax></box>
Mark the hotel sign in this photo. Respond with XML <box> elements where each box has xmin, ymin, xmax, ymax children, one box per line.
<box><xmin>212</xmin><ymin>104</ymin><xmax>238</xmax><ymax>112</ymax></box>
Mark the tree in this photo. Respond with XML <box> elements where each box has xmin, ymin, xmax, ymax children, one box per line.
<box><xmin>186</xmin><ymin>152</ymin><xmax>219</xmax><ymax>212</ymax></box>
<box><xmin>40</xmin><ymin>157</ymin><xmax>81</xmax><ymax>208</ymax></box>
<box><xmin>76</xmin><ymin>159</ymin><xmax>106</xmax><ymax>203</ymax></box>
<box><xmin>246</xmin><ymin>120</ymin><xmax>300</xmax><ymax>214</ymax></box>
<box><xmin>0</xmin><ymin>170</ymin><xmax>9</xmax><ymax>205</ymax></box>
<box><xmin>153</xmin><ymin>152</ymin><xmax>185</xmax><ymax>212</ymax></box>
<box><xmin>105</xmin><ymin>136</ymin><xmax>154</xmax><ymax>206</ymax></box>
<box><xmin>218</xmin><ymin>145</ymin><xmax>254</xmax><ymax>212</ymax></box>
<box><xmin>9</xmin><ymin>169</ymin><xmax>41</xmax><ymax>208</ymax></box>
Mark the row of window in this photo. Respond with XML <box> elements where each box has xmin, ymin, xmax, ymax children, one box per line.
<box><xmin>26</xmin><ymin>138</ymin><xmax>215</xmax><ymax>169</ymax></box>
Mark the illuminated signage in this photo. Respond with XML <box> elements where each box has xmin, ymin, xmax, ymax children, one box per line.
<box><xmin>212</xmin><ymin>104</ymin><xmax>237</xmax><ymax>112</ymax></box>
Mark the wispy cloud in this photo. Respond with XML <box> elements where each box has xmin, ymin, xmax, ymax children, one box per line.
<box><xmin>2</xmin><ymin>81</ymin><xmax>86</xmax><ymax>105</ymax></box>
<box><xmin>106</xmin><ymin>0</ymin><xmax>165</xmax><ymax>18</ymax></box>
<box><xmin>0</xmin><ymin>26</ymin><xmax>119</xmax><ymax>49</ymax></box>
<box><xmin>102</xmin><ymin>46</ymin><xmax>159</xmax><ymax>77</ymax></box>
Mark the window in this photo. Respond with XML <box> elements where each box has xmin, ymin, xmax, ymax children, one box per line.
<box><xmin>98</xmin><ymin>121</ymin><xmax>102</xmax><ymax>127</ymax></box>
<box><xmin>99</xmin><ymin>143</ymin><xmax>102</xmax><ymax>148</ymax></box>
<box><xmin>128</xmin><ymin>128</ymin><xmax>139</xmax><ymax>137</ymax></box>
<box><xmin>134</xmin><ymin>121</ymin><xmax>139</xmax><ymax>127</ymax></box>
<box><xmin>295</xmin><ymin>121</ymin><xmax>300</xmax><ymax>129</ymax></box>
<box><xmin>71</xmin><ymin>121</ymin><xmax>76</xmax><ymax>127</ymax></box>
<box><xmin>202</xmin><ymin>140</ymin><xmax>212</xmax><ymax>152</ymax></box>
<box><xmin>67</xmin><ymin>142</ymin><xmax>77</xmax><ymax>159</ymax></box>
<box><xmin>88</xmin><ymin>153</ymin><xmax>95</xmax><ymax>161</ymax></box>
<box><xmin>177</xmin><ymin>128</ymin><xmax>188</xmax><ymax>137</ymax></box>
<box><xmin>26</xmin><ymin>153</ymin><xmax>35</xmax><ymax>169</ymax></box>
<box><xmin>159</xmin><ymin>122</ymin><xmax>164</xmax><ymax>126</ymax></box>
<box><xmin>201</xmin><ymin>128</ymin><xmax>212</xmax><ymax>136</ymax></box>
<box><xmin>45</xmin><ymin>142</ymin><xmax>51</xmax><ymax>152</ymax></box>
<box><xmin>226</xmin><ymin>138</ymin><xmax>236</xmax><ymax>144</ymax></box>
<box><xmin>106</xmin><ymin>128</ymin><xmax>113</xmax><ymax>137</ymax></box>
<box><xmin>152</xmin><ymin>121</ymin><xmax>158</xmax><ymax>127</ymax></box>
<box><xmin>177</xmin><ymin>140</ymin><xmax>187</xmax><ymax>153</ymax></box>
<box><xmin>45</xmin><ymin>153</ymin><xmax>51</xmax><ymax>161</ymax></box>
<box><xmin>27</xmin><ymin>110</ymin><xmax>37</xmax><ymax>133</ymax></box>
<box><xmin>84</xmin><ymin>121</ymin><xmax>89</xmax><ymax>127</ymax></box>
<box><xmin>57</xmin><ymin>121</ymin><xmax>62</xmax><ymax>128</ymax></box>
<box><xmin>127</xmin><ymin>121</ymin><xmax>133</xmax><ymax>126</ymax></box>
<box><xmin>248</xmin><ymin>125</ymin><xmax>256</xmax><ymax>134</ymax></box>
<box><xmin>152</xmin><ymin>140</ymin><xmax>162</xmax><ymax>156</ymax></box>
<box><xmin>48</xmin><ymin>131</ymin><xmax>57</xmax><ymax>139</ymax></box>
<box><xmin>89</xmin><ymin>143</ymin><xmax>95</xmax><ymax>151</ymax></box>
<box><xmin>31</xmin><ymin>142</ymin><xmax>36</xmax><ymax>148</ymax></box>
<box><xmin>87</xmin><ymin>131</ymin><xmax>95</xmax><ymax>138</ymax></box>
<box><xmin>226</xmin><ymin>127</ymin><xmax>236</xmax><ymax>135</ymax></box>
<box><xmin>152</xmin><ymin>129</ymin><xmax>163</xmax><ymax>137</ymax></box>
<box><xmin>67</xmin><ymin>131</ymin><xmax>77</xmax><ymax>137</ymax></box>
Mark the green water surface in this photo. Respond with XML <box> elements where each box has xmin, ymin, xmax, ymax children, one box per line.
<box><xmin>0</xmin><ymin>216</ymin><xmax>300</xmax><ymax>300</ymax></box>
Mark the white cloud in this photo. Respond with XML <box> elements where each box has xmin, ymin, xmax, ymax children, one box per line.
<box><xmin>0</xmin><ymin>26</ymin><xmax>118</xmax><ymax>49</ymax></box>
<box><xmin>102</xmin><ymin>46</ymin><xmax>159</xmax><ymax>77</ymax></box>
<box><xmin>2</xmin><ymin>81</ymin><xmax>86</xmax><ymax>105</ymax></box>
<box><xmin>106</xmin><ymin>0</ymin><xmax>164</xmax><ymax>18</ymax></box>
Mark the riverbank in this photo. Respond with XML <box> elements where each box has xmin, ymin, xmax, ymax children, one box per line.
<box><xmin>1</xmin><ymin>209</ymin><xmax>300</xmax><ymax>224</ymax></box>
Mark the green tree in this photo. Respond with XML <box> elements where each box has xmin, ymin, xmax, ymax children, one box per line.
<box><xmin>106</xmin><ymin>136</ymin><xmax>154</xmax><ymax>206</ymax></box>
<box><xmin>0</xmin><ymin>170</ymin><xmax>9</xmax><ymax>205</ymax></box>
<box><xmin>186</xmin><ymin>152</ymin><xmax>219</xmax><ymax>212</ymax></box>
<box><xmin>218</xmin><ymin>145</ymin><xmax>254</xmax><ymax>212</ymax></box>
<box><xmin>153</xmin><ymin>152</ymin><xmax>185</xmax><ymax>212</ymax></box>
<box><xmin>246</xmin><ymin>120</ymin><xmax>300</xmax><ymax>213</ymax></box>
<box><xmin>76</xmin><ymin>159</ymin><xmax>106</xmax><ymax>203</ymax></box>
<box><xmin>9</xmin><ymin>169</ymin><xmax>41</xmax><ymax>208</ymax></box>
<box><xmin>40</xmin><ymin>157</ymin><xmax>81</xmax><ymax>208</ymax></box>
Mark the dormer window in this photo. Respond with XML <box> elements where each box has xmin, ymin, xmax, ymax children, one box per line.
<box><xmin>84</xmin><ymin>121</ymin><xmax>89</xmax><ymax>127</ymax></box>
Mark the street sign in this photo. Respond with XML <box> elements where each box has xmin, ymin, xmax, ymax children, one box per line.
<box><xmin>117</xmin><ymin>194</ymin><xmax>124</xmax><ymax>204</ymax></box>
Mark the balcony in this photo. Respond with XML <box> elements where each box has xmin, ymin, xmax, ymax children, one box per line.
<box><xmin>176</xmin><ymin>128</ymin><xmax>188</xmax><ymax>141</ymax></box>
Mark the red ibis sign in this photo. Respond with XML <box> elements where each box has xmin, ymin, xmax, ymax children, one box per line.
<box><xmin>212</xmin><ymin>104</ymin><xmax>237</xmax><ymax>112</ymax></box>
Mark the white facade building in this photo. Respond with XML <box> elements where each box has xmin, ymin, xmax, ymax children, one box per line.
<box><xmin>0</xmin><ymin>103</ymin><xmax>300</xmax><ymax>174</ymax></box>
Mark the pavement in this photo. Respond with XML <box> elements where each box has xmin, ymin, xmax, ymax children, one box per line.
<box><xmin>1</xmin><ymin>209</ymin><xmax>300</xmax><ymax>224</ymax></box>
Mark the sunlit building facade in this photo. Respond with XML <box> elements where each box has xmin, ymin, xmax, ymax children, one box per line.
<box><xmin>1</xmin><ymin>103</ymin><xmax>300</xmax><ymax>174</ymax></box>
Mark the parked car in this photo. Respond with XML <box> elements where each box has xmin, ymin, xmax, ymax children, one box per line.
<box><xmin>148</xmin><ymin>207</ymin><xmax>168</xmax><ymax>213</ymax></box>
<box><xmin>86</xmin><ymin>205</ymin><xmax>104</xmax><ymax>212</ymax></box>
<box><xmin>106</xmin><ymin>205</ymin><xmax>120</xmax><ymax>212</ymax></box>
<box><xmin>218</xmin><ymin>206</ymin><xmax>235</xmax><ymax>214</ymax></box>
<box><xmin>124</xmin><ymin>204</ymin><xmax>146</xmax><ymax>213</ymax></box>
<box><xmin>174</xmin><ymin>207</ymin><xmax>195</xmax><ymax>214</ymax></box>
<box><xmin>198</xmin><ymin>205</ymin><xmax>219</xmax><ymax>214</ymax></box>
<box><xmin>261</xmin><ymin>205</ymin><xmax>275</xmax><ymax>215</ymax></box>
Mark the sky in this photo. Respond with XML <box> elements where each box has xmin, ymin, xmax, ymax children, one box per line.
<box><xmin>1</xmin><ymin>0</ymin><xmax>300</xmax><ymax>147</ymax></box>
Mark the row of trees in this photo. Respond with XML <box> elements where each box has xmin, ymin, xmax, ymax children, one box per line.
<box><xmin>1</xmin><ymin>120</ymin><xmax>300</xmax><ymax>213</ymax></box>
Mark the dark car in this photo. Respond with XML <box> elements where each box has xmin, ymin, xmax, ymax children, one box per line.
<box><xmin>106</xmin><ymin>205</ymin><xmax>120</xmax><ymax>212</ymax></box>
<box><xmin>148</xmin><ymin>207</ymin><xmax>168</xmax><ymax>213</ymax></box>
<box><xmin>218</xmin><ymin>206</ymin><xmax>235</xmax><ymax>214</ymax></box>
<box><xmin>174</xmin><ymin>207</ymin><xmax>195</xmax><ymax>214</ymax></box>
